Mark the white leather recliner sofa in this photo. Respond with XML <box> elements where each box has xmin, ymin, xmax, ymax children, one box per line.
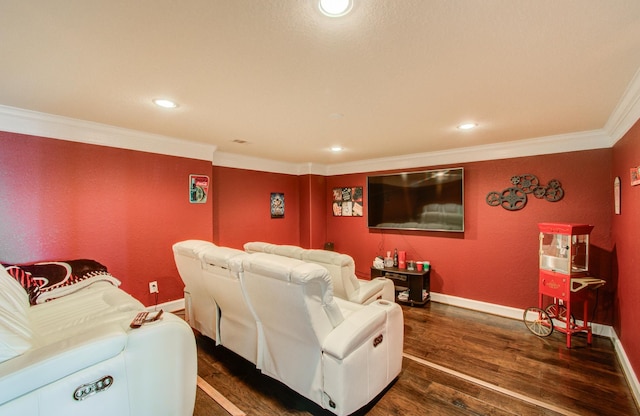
<box><xmin>243</xmin><ymin>241</ymin><xmax>395</xmax><ymax>305</ymax></box>
<box><xmin>236</xmin><ymin>252</ymin><xmax>404</xmax><ymax>416</ymax></box>
<box><xmin>0</xmin><ymin>263</ymin><xmax>197</xmax><ymax>416</ymax></box>
<box><xmin>172</xmin><ymin>239</ymin><xmax>217</xmax><ymax>340</ymax></box>
<box><xmin>198</xmin><ymin>245</ymin><xmax>257</xmax><ymax>364</ymax></box>
<box><xmin>173</xmin><ymin>241</ymin><xmax>258</xmax><ymax>363</ymax></box>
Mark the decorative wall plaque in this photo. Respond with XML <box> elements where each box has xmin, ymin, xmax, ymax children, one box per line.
<box><xmin>486</xmin><ymin>174</ymin><xmax>564</xmax><ymax>211</ymax></box>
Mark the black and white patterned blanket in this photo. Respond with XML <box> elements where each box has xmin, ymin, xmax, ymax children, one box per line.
<box><xmin>2</xmin><ymin>259</ymin><xmax>121</xmax><ymax>305</ymax></box>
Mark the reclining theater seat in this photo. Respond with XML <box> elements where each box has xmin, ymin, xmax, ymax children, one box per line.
<box><xmin>243</xmin><ymin>241</ymin><xmax>395</xmax><ymax>305</ymax></box>
<box><xmin>239</xmin><ymin>252</ymin><xmax>403</xmax><ymax>416</ymax></box>
<box><xmin>198</xmin><ymin>246</ymin><xmax>257</xmax><ymax>364</ymax></box>
<box><xmin>172</xmin><ymin>239</ymin><xmax>217</xmax><ymax>339</ymax></box>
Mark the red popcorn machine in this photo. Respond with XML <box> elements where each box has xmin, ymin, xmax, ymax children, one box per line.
<box><xmin>523</xmin><ymin>223</ymin><xmax>605</xmax><ymax>348</ymax></box>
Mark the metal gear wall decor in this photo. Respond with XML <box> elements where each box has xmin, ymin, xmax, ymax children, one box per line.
<box><xmin>486</xmin><ymin>174</ymin><xmax>564</xmax><ymax>211</ymax></box>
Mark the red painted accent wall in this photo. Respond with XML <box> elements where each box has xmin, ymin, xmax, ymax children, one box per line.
<box><xmin>325</xmin><ymin>149</ymin><xmax>614</xmax><ymax>321</ymax></box>
<box><xmin>612</xmin><ymin>119</ymin><xmax>640</xmax><ymax>377</ymax></box>
<box><xmin>0</xmin><ymin>123</ymin><xmax>640</xmax><ymax>380</ymax></box>
<box><xmin>0</xmin><ymin>132</ymin><xmax>213</xmax><ymax>306</ymax></box>
<box><xmin>299</xmin><ymin>174</ymin><xmax>327</xmax><ymax>249</ymax></box>
<box><xmin>3</xmin><ymin>128</ymin><xmax>635</xmax><ymax>378</ymax></box>
<box><xmin>212</xmin><ymin>166</ymin><xmax>300</xmax><ymax>249</ymax></box>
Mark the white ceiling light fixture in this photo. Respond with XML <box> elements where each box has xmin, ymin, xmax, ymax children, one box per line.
<box><xmin>318</xmin><ymin>0</ymin><xmax>353</xmax><ymax>17</ymax></box>
<box><xmin>331</xmin><ymin>146</ymin><xmax>344</xmax><ymax>152</ymax></box>
<box><xmin>153</xmin><ymin>98</ymin><xmax>178</xmax><ymax>109</ymax></box>
<box><xmin>457</xmin><ymin>122</ymin><xmax>478</xmax><ymax>130</ymax></box>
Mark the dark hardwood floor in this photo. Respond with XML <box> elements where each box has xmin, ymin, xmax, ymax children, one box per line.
<box><xmin>186</xmin><ymin>302</ymin><xmax>639</xmax><ymax>415</ymax></box>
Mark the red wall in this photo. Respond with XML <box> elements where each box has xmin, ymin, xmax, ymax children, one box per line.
<box><xmin>612</xmin><ymin>119</ymin><xmax>640</xmax><ymax>375</ymax></box>
<box><xmin>2</xmin><ymin>128</ymin><xmax>637</xmax><ymax>378</ymax></box>
<box><xmin>298</xmin><ymin>174</ymin><xmax>327</xmax><ymax>249</ymax></box>
<box><xmin>212</xmin><ymin>166</ymin><xmax>301</xmax><ymax>249</ymax></box>
<box><xmin>0</xmin><ymin>132</ymin><xmax>213</xmax><ymax>306</ymax></box>
<box><xmin>0</xmin><ymin>132</ymin><xmax>617</xmax><ymax>321</ymax></box>
<box><xmin>325</xmin><ymin>150</ymin><xmax>614</xmax><ymax>321</ymax></box>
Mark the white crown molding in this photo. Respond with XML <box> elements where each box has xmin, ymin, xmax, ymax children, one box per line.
<box><xmin>0</xmin><ymin>102</ymin><xmax>627</xmax><ymax>176</ymax></box>
<box><xmin>325</xmin><ymin>129</ymin><xmax>611</xmax><ymax>175</ymax></box>
<box><xmin>214</xmin><ymin>130</ymin><xmax>611</xmax><ymax>176</ymax></box>
<box><xmin>0</xmin><ymin>105</ymin><xmax>216</xmax><ymax>161</ymax></box>
<box><xmin>605</xmin><ymin>66</ymin><xmax>640</xmax><ymax>146</ymax></box>
<box><xmin>212</xmin><ymin>151</ymin><xmax>328</xmax><ymax>175</ymax></box>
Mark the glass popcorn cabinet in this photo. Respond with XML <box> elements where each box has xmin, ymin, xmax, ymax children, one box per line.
<box><xmin>523</xmin><ymin>223</ymin><xmax>605</xmax><ymax>348</ymax></box>
<box><xmin>539</xmin><ymin>223</ymin><xmax>591</xmax><ymax>276</ymax></box>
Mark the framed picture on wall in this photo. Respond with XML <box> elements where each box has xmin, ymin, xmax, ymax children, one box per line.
<box><xmin>332</xmin><ymin>187</ymin><xmax>363</xmax><ymax>216</ymax></box>
<box><xmin>271</xmin><ymin>192</ymin><xmax>285</xmax><ymax>218</ymax></box>
<box><xmin>614</xmin><ymin>177</ymin><xmax>621</xmax><ymax>215</ymax></box>
<box><xmin>189</xmin><ymin>174</ymin><xmax>209</xmax><ymax>203</ymax></box>
<box><xmin>631</xmin><ymin>167</ymin><xmax>640</xmax><ymax>186</ymax></box>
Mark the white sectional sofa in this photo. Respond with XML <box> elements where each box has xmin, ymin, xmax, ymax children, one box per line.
<box><xmin>243</xmin><ymin>241</ymin><xmax>395</xmax><ymax>305</ymax></box>
<box><xmin>172</xmin><ymin>240</ymin><xmax>404</xmax><ymax>416</ymax></box>
<box><xmin>0</xmin><ymin>262</ymin><xmax>197</xmax><ymax>416</ymax></box>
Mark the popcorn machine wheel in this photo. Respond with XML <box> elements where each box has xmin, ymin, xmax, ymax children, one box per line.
<box><xmin>522</xmin><ymin>223</ymin><xmax>605</xmax><ymax>348</ymax></box>
<box><xmin>523</xmin><ymin>278</ymin><xmax>605</xmax><ymax>347</ymax></box>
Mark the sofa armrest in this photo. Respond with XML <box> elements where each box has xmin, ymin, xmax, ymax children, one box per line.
<box><xmin>0</xmin><ymin>324</ymin><xmax>127</xmax><ymax>405</ymax></box>
<box><xmin>348</xmin><ymin>278</ymin><xmax>392</xmax><ymax>304</ymax></box>
<box><xmin>322</xmin><ymin>305</ymin><xmax>387</xmax><ymax>359</ymax></box>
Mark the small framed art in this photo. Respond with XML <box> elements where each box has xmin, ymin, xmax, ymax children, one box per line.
<box><xmin>332</xmin><ymin>187</ymin><xmax>363</xmax><ymax>216</ymax></box>
<box><xmin>631</xmin><ymin>167</ymin><xmax>640</xmax><ymax>186</ymax></box>
<box><xmin>614</xmin><ymin>177</ymin><xmax>621</xmax><ymax>215</ymax></box>
<box><xmin>189</xmin><ymin>175</ymin><xmax>209</xmax><ymax>204</ymax></box>
<box><xmin>271</xmin><ymin>193</ymin><xmax>285</xmax><ymax>218</ymax></box>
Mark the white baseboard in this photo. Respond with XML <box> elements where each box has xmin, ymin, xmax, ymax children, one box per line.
<box><xmin>430</xmin><ymin>292</ymin><xmax>639</xmax><ymax>407</ymax></box>
<box><xmin>430</xmin><ymin>292</ymin><xmax>526</xmax><ymax>320</ymax></box>
<box><xmin>146</xmin><ymin>298</ymin><xmax>185</xmax><ymax>313</ymax></box>
<box><xmin>611</xmin><ymin>329</ymin><xmax>640</xmax><ymax>409</ymax></box>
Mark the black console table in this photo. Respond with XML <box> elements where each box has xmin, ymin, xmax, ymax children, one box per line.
<box><xmin>371</xmin><ymin>266</ymin><xmax>430</xmax><ymax>307</ymax></box>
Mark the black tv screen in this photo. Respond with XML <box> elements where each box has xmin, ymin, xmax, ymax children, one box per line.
<box><xmin>367</xmin><ymin>168</ymin><xmax>464</xmax><ymax>232</ymax></box>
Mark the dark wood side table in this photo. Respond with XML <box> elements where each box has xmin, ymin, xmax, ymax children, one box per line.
<box><xmin>371</xmin><ymin>266</ymin><xmax>430</xmax><ymax>307</ymax></box>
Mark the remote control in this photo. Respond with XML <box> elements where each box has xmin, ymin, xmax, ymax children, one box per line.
<box><xmin>147</xmin><ymin>309</ymin><xmax>164</xmax><ymax>322</ymax></box>
<box><xmin>130</xmin><ymin>311</ymin><xmax>149</xmax><ymax>328</ymax></box>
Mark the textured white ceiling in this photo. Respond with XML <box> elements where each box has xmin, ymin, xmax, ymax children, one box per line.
<box><xmin>1</xmin><ymin>0</ymin><xmax>639</xmax><ymax>164</ymax></box>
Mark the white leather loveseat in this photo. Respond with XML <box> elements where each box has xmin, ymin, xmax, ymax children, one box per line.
<box><xmin>243</xmin><ymin>241</ymin><xmax>395</xmax><ymax>305</ymax></box>
<box><xmin>237</xmin><ymin>252</ymin><xmax>404</xmax><ymax>416</ymax></box>
<box><xmin>0</xmin><ymin>263</ymin><xmax>197</xmax><ymax>416</ymax></box>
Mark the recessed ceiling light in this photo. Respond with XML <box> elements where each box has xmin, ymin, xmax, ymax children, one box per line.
<box><xmin>319</xmin><ymin>0</ymin><xmax>352</xmax><ymax>17</ymax></box>
<box><xmin>331</xmin><ymin>146</ymin><xmax>343</xmax><ymax>152</ymax></box>
<box><xmin>458</xmin><ymin>123</ymin><xmax>477</xmax><ymax>130</ymax></box>
<box><xmin>153</xmin><ymin>99</ymin><xmax>178</xmax><ymax>109</ymax></box>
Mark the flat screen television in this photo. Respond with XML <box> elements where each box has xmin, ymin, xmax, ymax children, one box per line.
<box><xmin>367</xmin><ymin>167</ymin><xmax>464</xmax><ymax>232</ymax></box>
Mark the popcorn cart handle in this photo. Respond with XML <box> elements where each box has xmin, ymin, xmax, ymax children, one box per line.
<box><xmin>570</xmin><ymin>277</ymin><xmax>606</xmax><ymax>293</ymax></box>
